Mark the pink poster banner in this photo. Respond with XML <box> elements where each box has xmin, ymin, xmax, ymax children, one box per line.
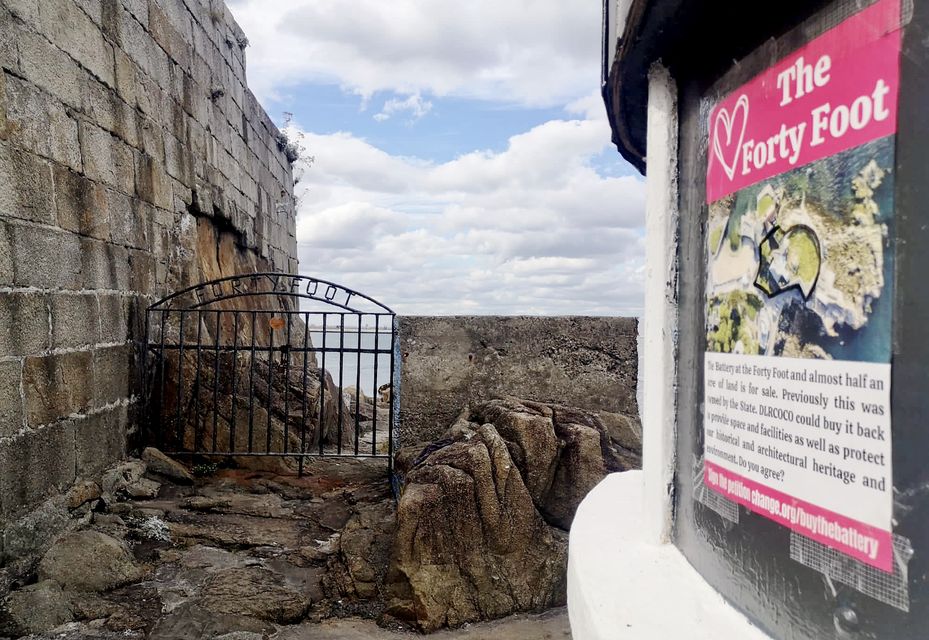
<box><xmin>705</xmin><ymin>461</ymin><xmax>893</xmax><ymax>572</ymax></box>
<box><xmin>706</xmin><ymin>0</ymin><xmax>904</xmax><ymax>203</ymax></box>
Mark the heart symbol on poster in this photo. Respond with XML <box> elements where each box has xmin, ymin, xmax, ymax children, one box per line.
<box><xmin>712</xmin><ymin>95</ymin><xmax>749</xmax><ymax>181</ymax></box>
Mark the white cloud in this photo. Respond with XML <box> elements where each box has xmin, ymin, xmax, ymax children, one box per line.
<box><xmin>228</xmin><ymin>0</ymin><xmax>601</xmax><ymax>107</ymax></box>
<box><xmin>287</xmin><ymin>106</ymin><xmax>647</xmax><ymax>315</ymax></box>
<box><xmin>226</xmin><ymin>2</ymin><xmax>647</xmax><ymax>315</ymax></box>
<box><xmin>373</xmin><ymin>93</ymin><xmax>433</xmax><ymax>122</ymax></box>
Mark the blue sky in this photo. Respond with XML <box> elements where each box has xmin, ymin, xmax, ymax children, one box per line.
<box><xmin>228</xmin><ymin>0</ymin><xmax>645</xmax><ymax>315</ymax></box>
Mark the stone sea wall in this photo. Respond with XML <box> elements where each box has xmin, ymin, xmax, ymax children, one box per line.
<box><xmin>398</xmin><ymin>316</ymin><xmax>640</xmax><ymax>444</ymax></box>
<box><xmin>0</xmin><ymin>0</ymin><xmax>296</xmax><ymax>560</ymax></box>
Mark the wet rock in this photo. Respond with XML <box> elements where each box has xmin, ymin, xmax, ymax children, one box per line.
<box><xmin>125</xmin><ymin>477</ymin><xmax>162</xmax><ymax>499</ymax></box>
<box><xmin>386</xmin><ymin>424</ymin><xmax>567</xmax><ymax>632</ymax></box>
<box><xmin>103</xmin><ymin>606</ymin><xmax>148</xmax><ymax>633</ymax></box>
<box><xmin>166</xmin><ymin>511</ymin><xmax>304</xmax><ymax>549</ymax></box>
<box><xmin>17</xmin><ymin>622</ymin><xmax>137</xmax><ymax>639</ymax></box>
<box><xmin>199</xmin><ymin>567</ymin><xmax>310</xmax><ymax>623</ymax></box>
<box><xmin>92</xmin><ymin>513</ymin><xmax>126</xmax><ymax>528</ymax></box>
<box><xmin>142</xmin><ymin>448</ymin><xmax>195</xmax><ymax>485</ymax></box>
<box><xmin>148</xmin><ymin>603</ymin><xmax>273</xmax><ymax>640</ymax></box>
<box><xmin>325</xmin><ymin>501</ymin><xmax>395</xmax><ymax>600</ymax></box>
<box><xmin>1</xmin><ymin>580</ymin><xmax>73</xmax><ymax>635</ymax></box>
<box><xmin>38</xmin><ymin>531</ymin><xmax>143</xmax><ymax>592</ymax></box>
<box><xmin>66</xmin><ymin>481</ymin><xmax>102</xmax><ymax>511</ymax></box>
<box><xmin>182</xmin><ymin>492</ymin><xmax>289</xmax><ymax>519</ymax></box>
<box><xmin>67</xmin><ymin>592</ymin><xmax>119</xmax><ymax>621</ymax></box>
<box><xmin>101</xmin><ymin>460</ymin><xmax>160</xmax><ymax>501</ymax></box>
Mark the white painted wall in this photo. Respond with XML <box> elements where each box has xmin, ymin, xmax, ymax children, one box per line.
<box><xmin>567</xmin><ymin>473</ymin><xmax>771</xmax><ymax>639</ymax></box>
<box><xmin>641</xmin><ymin>62</ymin><xmax>680</xmax><ymax>543</ymax></box>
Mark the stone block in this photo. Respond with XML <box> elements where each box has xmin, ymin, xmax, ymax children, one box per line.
<box><xmin>0</xmin><ymin>8</ymin><xmax>23</xmax><ymax>73</ymax></box>
<box><xmin>137</xmin><ymin>71</ymin><xmax>168</xmax><ymax>124</ymax></box>
<box><xmin>79</xmin><ymin>236</ymin><xmax>129</xmax><ymax>291</ymax></box>
<box><xmin>190</xmin><ymin>50</ymin><xmax>210</xmax><ymax>89</ymax></box>
<box><xmin>23</xmin><ymin>351</ymin><xmax>93</xmax><ymax>426</ymax></box>
<box><xmin>9</xmin><ymin>223</ymin><xmax>82</xmax><ymax>289</ymax></box>
<box><xmin>123</xmin><ymin>294</ymin><xmax>146</xmax><ymax>348</ymax></box>
<box><xmin>38</xmin><ymin>0</ymin><xmax>115</xmax><ymax>87</ymax></box>
<box><xmin>120</xmin><ymin>0</ymin><xmax>149</xmax><ymax>29</ymax></box>
<box><xmin>2</xmin><ymin>72</ymin><xmax>82</xmax><ymax>171</ymax></box>
<box><xmin>53</xmin><ymin>164</ymin><xmax>110</xmax><ymax>240</ymax></box>
<box><xmin>166</xmin><ymin>95</ymin><xmax>187</xmax><ymax>140</ymax></box>
<box><xmin>0</xmin><ymin>360</ymin><xmax>24</xmax><ymax>439</ymax></box>
<box><xmin>152</xmin><ymin>0</ymin><xmax>192</xmax><ymax>39</ymax></box>
<box><xmin>0</xmin><ymin>141</ymin><xmax>56</xmax><ymax>224</ymax></box>
<box><xmin>80</xmin><ymin>76</ymin><xmax>139</xmax><ymax>148</ymax></box>
<box><xmin>108</xmin><ymin>191</ymin><xmax>150</xmax><ymax>250</ymax></box>
<box><xmin>97</xmin><ymin>293</ymin><xmax>128</xmax><ymax>343</ymax></box>
<box><xmin>4</xmin><ymin>0</ymin><xmax>39</xmax><ymax>30</ymax></box>
<box><xmin>0</xmin><ymin>292</ymin><xmax>51</xmax><ymax>356</ymax></box>
<box><xmin>164</xmin><ymin>132</ymin><xmax>192</xmax><ymax>186</ymax></box>
<box><xmin>127</xmin><ymin>249</ymin><xmax>155</xmax><ymax>294</ymax></box>
<box><xmin>138</xmin><ymin>115</ymin><xmax>165</xmax><ymax>161</ymax></box>
<box><xmin>113</xmin><ymin>48</ymin><xmax>139</xmax><ymax>109</ymax></box>
<box><xmin>92</xmin><ymin>344</ymin><xmax>131</xmax><ymax>407</ymax></box>
<box><xmin>17</xmin><ymin>30</ymin><xmax>83</xmax><ymax>108</ymax></box>
<box><xmin>0</xmin><ymin>222</ymin><xmax>12</xmax><ymax>285</ymax></box>
<box><xmin>75</xmin><ymin>404</ymin><xmax>127</xmax><ymax>476</ymax></box>
<box><xmin>0</xmin><ymin>495</ymin><xmax>70</xmax><ymax>566</ymax></box>
<box><xmin>51</xmin><ymin>293</ymin><xmax>99</xmax><ymax>349</ymax></box>
<box><xmin>74</xmin><ymin>0</ymin><xmax>103</xmax><ymax>26</ymax></box>
<box><xmin>0</xmin><ymin>421</ymin><xmax>76</xmax><ymax>518</ymax></box>
<box><xmin>80</xmin><ymin>122</ymin><xmax>135</xmax><ymax>194</ymax></box>
<box><xmin>116</xmin><ymin>6</ymin><xmax>170</xmax><ymax>88</ymax></box>
<box><xmin>135</xmin><ymin>152</ymin><xmax>173</xmax><ymax>209</ymax></box>
<box><xmin>149</xmin><ymin>0</ymin><xmax>192</xmax><ymax>71</ymax></box>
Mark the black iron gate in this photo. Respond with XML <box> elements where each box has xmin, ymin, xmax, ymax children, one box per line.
<box><xmin>142</xmin><ymin>274</ymin><xmax>397</xmax><ymax>474</ymax></box>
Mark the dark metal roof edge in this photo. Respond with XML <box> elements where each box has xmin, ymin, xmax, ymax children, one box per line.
<box><xmin>602</xmin><ymin>0</ymin><xmax>651</xmax><ymax>175</ymax></box>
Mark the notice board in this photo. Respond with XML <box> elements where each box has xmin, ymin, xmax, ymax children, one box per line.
<box><xmin>702</xmin><ymin>0</ymin><xmax>902</xmax><ymax>572</ymax></box>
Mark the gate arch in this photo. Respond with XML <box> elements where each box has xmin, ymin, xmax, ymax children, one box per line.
<box><xmin>142</xmin><ymin>273</ymin><xmax>397</xmax><ymax>475</ymax></box>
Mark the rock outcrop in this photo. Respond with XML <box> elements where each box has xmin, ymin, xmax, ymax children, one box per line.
<box><xmin>156</xmin><ymin>349</ymin><xmax>360</xmax><ymax>473</ymax></box>
<box><xmin>386</xmin><ymin>396</ymin><xmax>641</xmax><ymax>631</ymax></box>
<box><xmin>465</xmin><ymin>397</ymin><xmax>639</xmax><ymax>530</ymax></box>
<box><xmin>386</xmin><ymin>423</ymin><xmax>567</xmax><ymax>632</ymax></box>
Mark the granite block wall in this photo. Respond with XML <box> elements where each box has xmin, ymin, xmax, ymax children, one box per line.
<box><xmin>0</xmin><ymin>0</ymin><xmax>296</xmax><ymax>553</ymax></box>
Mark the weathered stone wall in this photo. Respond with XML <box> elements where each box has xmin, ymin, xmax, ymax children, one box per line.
<box><xmin>0</xmin><ymin>0</ymin><xmax>296</xmax><ymax>557</ymax></box>
<box><xmin>398</xmin><ymin>316</ymin><xmax>640</xmax><ymax>444</ymax></box>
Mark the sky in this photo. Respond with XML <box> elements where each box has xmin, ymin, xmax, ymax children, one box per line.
<box><xmin>227</xmin><ymin>0</ymin><xmax>646</xmax><ymax>316</ymax></box>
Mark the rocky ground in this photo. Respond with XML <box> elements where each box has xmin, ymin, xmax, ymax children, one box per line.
<box><xmin>0</xmin><ymin>453</ymin><xmax>397</xmax><ymax>639</ymax></box>
<box><xmin>0</xmin><ymin>396</ymin><xmax>640</xmax><ymax>639</ymax></box>
<box><xmin>0</xmin><ymin>449</ymin><xmax>573</xmax><ymax>640</ymax></box>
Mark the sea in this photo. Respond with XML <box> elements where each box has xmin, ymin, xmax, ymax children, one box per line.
<box><xmin>309</xmin><ymin>329</ymin><xmax>392</xmax><ymax>397</ymax></box>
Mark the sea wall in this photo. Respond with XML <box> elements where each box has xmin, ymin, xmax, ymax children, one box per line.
<box><xmin>398</xmin><ymin>316</ymin><xmax>640</xmax><ymax>444</ymax></box>
<box><xmin>0</xmin><ymin>0</ymin><xmax>296</xmax><ymax>567</ymax></box>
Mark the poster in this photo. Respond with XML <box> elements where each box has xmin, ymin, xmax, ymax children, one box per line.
<box><xmin>703</xmin><ymin>0</ymin><xmax>902</xmax><ymax>571</ymax></box>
